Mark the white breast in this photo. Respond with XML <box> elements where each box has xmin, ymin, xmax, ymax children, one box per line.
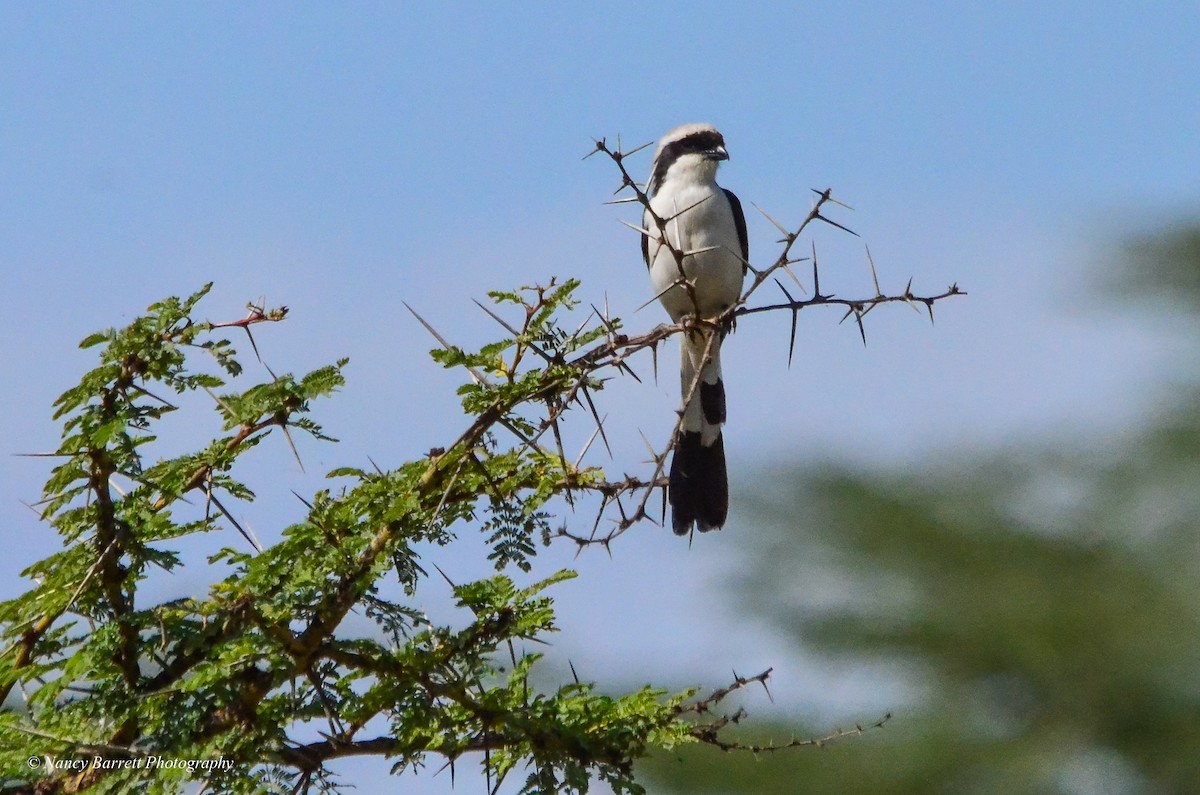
<box><xmin>646</xmin><ymin>183</ymin><xmax>744</xmax><ymax>322</ymax></box>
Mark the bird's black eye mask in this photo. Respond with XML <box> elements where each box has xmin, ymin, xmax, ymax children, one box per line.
<box><xmin>650</xmin><ymin>131</ymin><xmax>727</xmax><ymax>194</ymax></box>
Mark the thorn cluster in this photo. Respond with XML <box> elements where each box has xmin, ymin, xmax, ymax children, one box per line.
<box><xmin>676</xmin><ymin>667</ymin><xmax>890</xmax><ymax>753</ymax></box>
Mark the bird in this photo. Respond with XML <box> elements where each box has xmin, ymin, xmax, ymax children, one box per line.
<box><xmin>641</xmin><ymin>123</ymin><xmax>748</xmax><ymax>535</ymax></box>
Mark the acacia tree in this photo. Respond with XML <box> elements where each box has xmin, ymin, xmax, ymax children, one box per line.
<box><xmin>0</xmin><ymin>139</ymin><xmax>960</xmax><ymax>794</ymax></box>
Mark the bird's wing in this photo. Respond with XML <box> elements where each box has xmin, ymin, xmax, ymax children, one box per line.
<box><xmin>641</xmin><ymin>207</ymin><xmax>651</xmax><ymax>270</ymax></box>
<box><xmin>723</xmin><ymin>188</ymin><xmax>749</xmax><ymax>271</ymax></box>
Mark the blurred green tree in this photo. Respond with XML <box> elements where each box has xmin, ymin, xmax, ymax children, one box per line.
<box><xmin>641</xmin><ymin>223</ymin><xmax>1200</xmax><ymax>794</ymax></box>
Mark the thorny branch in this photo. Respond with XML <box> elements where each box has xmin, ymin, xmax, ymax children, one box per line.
<box><xmin>207</xmin><ymin>299</ymin><xmax>289</xmax><ymax>366</ymax></box>
<box><xmin>680</xmin><ymin>667</ymin><xmax>891</xmax><ymax>752</ymax></box>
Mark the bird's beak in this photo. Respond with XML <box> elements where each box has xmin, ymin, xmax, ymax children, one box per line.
<box><xmin>705</xmin><ymin>145</ymin><xmax>729</xmax><ymax>161</ymax></box>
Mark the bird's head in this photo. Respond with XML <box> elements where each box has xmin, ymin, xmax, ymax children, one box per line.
<box><xmin>647</xmin><ymin>122</ymin><xmax>729</xmax><ymax>195</ymax></box>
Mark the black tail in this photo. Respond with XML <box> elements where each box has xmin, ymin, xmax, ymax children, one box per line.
<box><xmin>669</xmin><ymin>431</ymin><xmax>728</xmax><ymax>534</ymax></box>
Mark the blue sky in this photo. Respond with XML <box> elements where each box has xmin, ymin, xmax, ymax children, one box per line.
<box><xmin>3</xmin><ymin>3</ymin><xmax>1199</xmax><ymax>792</ymax></box>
